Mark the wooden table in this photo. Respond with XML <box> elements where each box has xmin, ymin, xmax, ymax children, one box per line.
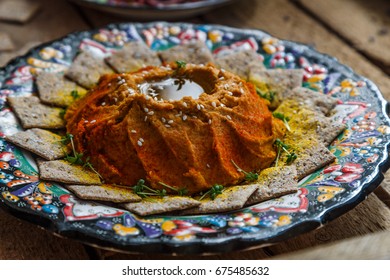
<box><xmin>1</xmin><ymin>0</ymin><xmax>390</xmax><ymax>260</ymax></box>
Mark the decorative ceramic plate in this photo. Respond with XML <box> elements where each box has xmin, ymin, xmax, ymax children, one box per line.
<box><xmin>0</xmin><ymin>22</ymin><xmax>389</xmax><ymax>255</ymax></box>
<box><xmin>67</xmin><ymin>0</ymin><xmax>237</xmax><ymax>20</ymax></box>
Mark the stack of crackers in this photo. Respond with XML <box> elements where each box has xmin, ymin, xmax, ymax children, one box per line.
<box><xmin>5</xmin><ymin>39</ymin><xmax>345</xmax><ymax>216</ymax></box>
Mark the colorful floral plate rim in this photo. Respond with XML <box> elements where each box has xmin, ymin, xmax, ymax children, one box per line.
<box><xmin>0</xmin><ymin>22</ymin><xmax>389</xmax><ymax>255</ymax></box>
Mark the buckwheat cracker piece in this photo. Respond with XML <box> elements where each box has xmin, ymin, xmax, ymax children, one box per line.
<box><xmin>38</xmin><ymin>160</ymin><xmax>101</xmax><ymax>185</ymax></box>
<box><xmin>0</xmin><ymin>0</ymin><xmax>40</xmax><ymax>23</ymax></box>
<box><xmin>289</xmin><ymin>87</ymin><xmax>338</xmax><ymax>116</ymax></box>
<box><xmin>249</xmin><ymin>68</ymin><xmax>304</xmax><ymax>108</ymax></box>
<box><xmin>122</xmin><ymin>196</ymin><xmax>200</xmax><ymax>216</ymax></box>
<box><xmin>37</xmin><ymin>72</ymin><xmax>87</xmax><ymax>108</ymax></box>
<box><xmin>5</xmin><ymin>128</ymin><xmax>70</xmax><ymax>161</ymax></box>
<box><xmin>293</xmin><ymin>142</ymin><xmax>336</xmax><ymax>179</ymax></box>
<box><xmin>106</xmin><ymin>41</ymin><xmax>161</xmax><ymax>73</ymax></box>
<box><xmin>66</xmin><ymin>51</ymin><xmax>113</xmax><ymax>89</ymax></box>
<box><xmin>245</xmin><ymin>166</ymin><xmax>298</xmax><ymax>206</ymax></box>
<box><xmin>7</xmin><ymin>96</ymin><xmax>65</xmax><ymax>129</ymax></box>
<box><xmin>180</xmin><ymin>184</ymin><xmax>258</xmax><ymax>215</ymax></box>
<box><xmin>159</xmin><ymin>41</ymin><xmax>214</xmax><ymax>65</ymax></box>
<box><xmin>65</xmin><ymin>184</ymin><xmax>141</xmax><ymax>203</ymax></box>
<box><xmin>215</xmin><ymin>49</ymin><xmax>265</xmax><ymax>79</ymax></box>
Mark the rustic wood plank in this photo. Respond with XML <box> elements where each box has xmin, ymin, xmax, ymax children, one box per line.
<box><xmin>0</xmin><ymin>208</ymin><xmax>89</xmax><ymax>259</ymax></box>
<box><xmin>203</xmin><ymin>0</ymin><xmax>390</xmax><ymax>100</ymax></box>
<box><xmin>0</xmin><ymin>0</ymin><xmax>89</xmax><ymax>67</ymax></box>
<box><xmin>375</xmin><ymin>172</ymin><xmax>390</xmax><ymax>208</ymax></box>
<box><xmin>267</xmin><ymin>194</ymin><xmax>390</xmax><ymax>255</ymax></box>
<box><xmin>298</xmin><ymin>0</ymin><xmax>390</xmax><ymax>74</ymax></box>
<box><xmin>97</xmin><ymin>247</ymin><xmax>270</xmax><ymax>260</ymax></box>
<box><xmin>273</xmin><ymin>229</ymin><xmax>390</xmax><ymax>259</ymax></box>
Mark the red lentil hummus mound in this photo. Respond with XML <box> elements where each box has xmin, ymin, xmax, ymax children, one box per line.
<box><xmin>65</xmin><ymin>63</ymin><xmax>285</xmax><ymax>194</ymax></box>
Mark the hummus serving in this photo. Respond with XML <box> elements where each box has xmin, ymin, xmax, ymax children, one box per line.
<box><xmin>65</xmin><ymin>63</ymin><xmax>285</xmax><ymax>194</ymax></box>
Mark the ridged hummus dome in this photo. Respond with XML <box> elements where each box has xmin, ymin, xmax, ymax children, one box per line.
<box><xmin>65</xmin><ymin>63</ymin><xmax>285</xmax><ymax>194</ymax></box>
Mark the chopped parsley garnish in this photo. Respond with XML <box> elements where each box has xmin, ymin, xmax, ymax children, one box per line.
<box><xmin>158</xmin><ymin>182</ymin><xmax>188</xmax><ymax>196</ymax></box>
<box><xmin>274</xmin><ymin>138</ymin><xmax>297</xmax><ymax>167</ymax></box>
<box><xmin>59</xmin><ymin>108</ymin><xmax>67</xmax><ymax>119</ymax></box>
<box><xmin>71</xmin><ymin>90</ymin><xmax>80</xmax><ymax>100</ymax></box>
<box><xmin>256</xmin><ymin>87</ymin><xmax>275</xmax><ymax>102</ymax></box>
<box><xmin>60</xmin><ymin>133</ymin><xmax>102</xmax><ymax>179</ymax></box>
<box><xmin>175</xmin><ymin>60</ymin><xmax>187</xmax><ymax>69</ymax></box>
<box><xmin>199</xmin><ymin>184</ymin><xmax>224</xmax><ymax>201</ymax></box>
<box><xmin>132</xmin><ymin>179</ymin><xmax>167</xmax><ymax>198</ymax></box>
<box><xmin>273</xmin><ymin>112</ymin><xmax>291</xmax><ymax>131</ymax></box>
<box><xmin>231</xmin><ymin>160</ymin><xmax>259</xmax><ymax>182</ymax></box>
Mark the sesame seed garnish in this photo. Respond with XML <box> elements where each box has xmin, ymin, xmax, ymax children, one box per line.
<box><xmin>137</xmin><ymin>140</ymin><xmax>143</xmax><ymax>147</ymax></box>
<box><xmin>161</xmin><ymin>117</ymin><xmax>166</xmax><ymax>123</ymax></box>
<box><xmin>206</xmin><ymin>164</ymin><xmax>211</xmax><ymax>168</ymax></box>
<box><xmin>144</xmin><ymin>116</ymin><xmax>148</xmax><ymax>122</ymax></box>
<box><xmin>114</xmin><ymin>97</ymin><xmax>118</xmax><ymax>102</ymax></box>
<box><xmin>208</xmin><ymin>119</ymin><xmax>212</xmax><ymax>124</ymax></box>
<box><xmin>182</xmin><ymin>115</ymin><xmax>187</xmax><ymax>121</ymax></box>
<box><xmin>108</xmin><ymin>83</ymin><xmax>111</xmax><ymax>86</ymax></box>
<box><xmin>183</xmin><ymin>102</ymin><xmax>188</xmax><ymax>107</ymax></box>
<box><xmin>211</xmin><ymin>101</ymin><xmax>217</xmax><ymax>108</ymax></box>
<box><xmin>145</xmin><ymin>95</ymin><xmax>150</xmax><ymax>100</ymax></box>
<box><xmin>165</xmin><ymin>124</ymin><xmax>171</xmax><ymax>128</ymax></box>
<box><xmin>144</xmin><ymin>107</ymin><xmax>149</xmax><ymax>113</ymax></box>
<box><xmin>192</xmin><ymin>115</ymin><xmax>197</xmax><ymax>119</ymax></box>
<box><xmin>101</xmin><ymin>102</ymin><xmax>106</xmax><ymax>106</ymax></box>
<box><xmin>197</xmin><ymin>104</ymin><xmax>201</xmax><ymax>110</ymax></box>
<box><xmin>131</xmin><ymin>130</ymin><xmax>137</xmax><ymax>134</ymax></box>
<box><xmin>227</xmin><ymin>91</ymin><xmax>233</xmax><ymax>96</ymax></box>
<box><xmin>224</xmin><ymin>84</ymin><xmax>229</xmax><ymax>90</ymax></box>
<box><xmin>84</xmin><ymin>120</ymin><xmax>89</xmax><ymax>123</ymax></box>
<box><xmin>139</xmin><ymin>138</ymin><xmax>144</xmax><ymax>143</ymax></box>
<box><xmin>148</xmin><ymin>111</ymin><xmax>154</xmax><ymax>115</ymax></box>
<box><xmin>240</xmin><ymin>88</ymin><xmax>244</xmax><ymax>94</ymax></box>
<box><xmin>226</xmin><ymin>115</ymin><xmax>232</xmax><ymax>120</ymax></box>
<box><xmin>90</xmin><ymin>120</ymin><xmax>96</xmax><ymax>124</ymax></box>
<box><xmin>168</xmin><ymin>120</ymin><xmax>174</xmax><ymax>124</ymax></box>
<box><xmin>219</xmin><ymin>76</ymin><xmax>225</xmax><ymax>80</ymax></box>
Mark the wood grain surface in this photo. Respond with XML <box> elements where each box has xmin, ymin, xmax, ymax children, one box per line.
<box><xmin>0</xmin><ymin>0</ymin><xmax>389</xmax><ymax>259</ymax></box>
<box><xmin>298</xmin><ymin>0</ymin><xmax>390</xmax><ymax>75</ymax></box>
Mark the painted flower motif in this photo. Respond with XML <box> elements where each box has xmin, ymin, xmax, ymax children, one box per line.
<box><xmin>39</xmin><ymin>47</ymin><xmax>64</xmax><ymax>60</ymax></box>
<box><xmin>325</xmin><ymin>162</ymin><xmax>364</xmax><ymax>183</ymax></box>
<box><xmin>261</xmin><ymin>37</ymin><xmax>295</xmax><ymax>69</ymax></box>
<box><xmin>113</xmin><ymin>224</ymin><xmax>140</xmax><ymax>236</ymax></box>
<box><xmin>328</xmin><ymin>79</ymin><xmax>366</xmax><ymax>96</ymax></box>
<box><xmin>351</xmin><ymin>116</ymin><xmax>376</xmax><ymax>132</ymax></box>
<box><xmin>258</xmin><ymin>214</ymin><xmax>291</xmax><ymax>227</ymax></box>
<box><xmin>208</xmin><ymin>30</ymin><xmax>223</xmax><ymax>43</ymax></box>
<box><xmin>93</xmin><ymin>28</ymin><xmax>129</xmax><ymax>46</ymax></box>
<box><xmin>299</xmin><ymin>56</ymin><xmax>327</xmax><ymax>84</ymax></box>
<box><xmin>162</xmin><ymin>219</ymin><xmax>216</xmax><ymax>241</ymax></box>
<box><xmin>228</xmin><ymin>212</ymin><xmax>259</xmax><ymax>227</ymax></box>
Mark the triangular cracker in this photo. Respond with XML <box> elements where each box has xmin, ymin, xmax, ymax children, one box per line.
<box><xmin>122</xmin><ymin>196</ymin><xmax>200</xmax><ymax>216</ymax></box>
<box><xmin>37</xmin><ymin>72</ymin><xmax>87</xmax><ymax>107</ymax></box>
<box><xmin>65</xmin><ymin>184</ymin><xmax>141</xmax><ymax>203</ymax></box>
<box><xmin>249</xmin><ymin>68</ymin><xmax>304</xmax><ymax>108</ymax></box>
<box><xmin>66</xmin><ymin>51</ymin><xmax>113</xmax><ymax>89</ymax></box>
<box><xmin>38</xmin><ymin>160</ymin><xmax>101</xmax><ymax>185</ymax></box>
<box><xmin>180</xmin><ymin>185</ymin><xmax>258</xmax><ymax>215</ymax></box>
<box><xmin>276</xmin><ymin>100</ymin><xmax>346</xmax><ymax>146</ymax></box>
<box><xmin>7</xmin><ymin>96</ymin><xmax>65</xmax><ymax>129</ymax></box>
<box><xmin>159</xmin><ymin>41</ymin><xmax>214</xmax><ymax>65</ymax></box>
<box><xmin>5</xmin><ymin>128</ymin><xmax>70</xmax><ymax>161</ymax></box>
<box><xmin>215</xmin><ymin>49</ymin><xmax>265</xmax><ymax>79</ymax></box>
<box><xmin>293</xmin><ymin>142</ymin><xmax>336</xmax><ymax>179</ymax></box>
<box><xmin>106</xmin><ymin>41</ymin><xmax>161</xmax><ymax>73</ymax></box>
<box><xmin>245</xmin><ymin>166</ymin><xmax>298</xmax><ymax>206</ymax></box>
<box><xmin>288</xmin><ymin>87</ymin><xmax>338</xmax><ymax>115</ymax></box>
